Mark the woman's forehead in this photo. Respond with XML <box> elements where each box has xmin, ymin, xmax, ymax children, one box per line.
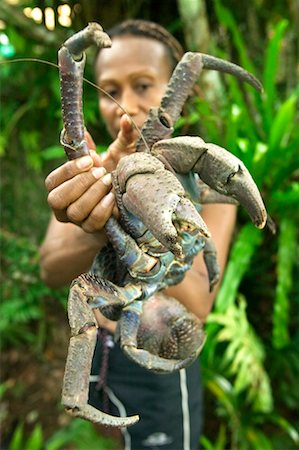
<box><xmin>95</xmin><ymin>35</ymin><xmax>170</xmax><ymax>77</ymax></box>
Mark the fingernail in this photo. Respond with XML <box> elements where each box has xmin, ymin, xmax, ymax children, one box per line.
<box><xmin>101</xmin><ymin>173</ymin><xmax>112</xmax><ymax>186</ymax></box>
<box><xmin>102</xmin><ymin>192</ymin><xmax>115</xmax><ymax>208</ymax></box>
<box><xmin>91</xmin><ymin>167</ymin><xmax>106</xmax><ymax>179</ymax></box>
<box><xmin>76</xmin><ymin>155</ymin><xmax>93</xmax><ymax>169</ymax></box>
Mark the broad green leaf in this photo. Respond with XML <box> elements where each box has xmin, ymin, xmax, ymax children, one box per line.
<box><xmin>269</xmin><ymin>414</ymin><xmax>299</xmax><ymax>445</ymax></box>
<box><xmin>272</xmin><ymin>217</ymin><xmax>297</xmax><ymax>348</ymax></box>
<box><xmin>200</xmin><ymin>436</ymin><xmax>216</xmax><ymax>450</ymax></box>
<box><xmin>200</xmin><ymin>425</ymin><xmax>227</xmax><ymax>450</ymax></box>
<box><xmin>272</xmin><ymin>182</ymin><xmax>299</xmax><ymax>210</ymax></box>
<box><xmin>215</xmin><ymin>224</ymin><xmax>263</xmax><ymax>312</ymax></box>
<box><xmin>9</xmin><ymin>423</ymin><xmax>24</xmax><ymax>450</ymax></box>
<box><xmin>24</xmin><ymin>424</ymin><xmax>43</xmax><ymax>450</ymax></box>
<box><xmin>268</xmin><ymin>94</ymin><xmax>297</xmax><ymax>153</ymax></box>
<box><xmin>204</xmin><ymin>370</ymin><xmax>237</xmax><ymax>417</ymax></box>
<box><xmin>41</xmin><ymin>145</ymin><xmax>64</xmax><ymax>160</ymax></box>
<box><xmin>246</xmin><ymin>428</ymin><xmax>273</xmax><ymax>450</ymax></box>
<box><xmin>214</xmin><ymin>0</ymin><xmax>255</xmax><ymax>73</ymax></box>
<box><xmin>262</xmin><ymin>20</ymin><xmax>289</xmax><ymax>128</ymax></box>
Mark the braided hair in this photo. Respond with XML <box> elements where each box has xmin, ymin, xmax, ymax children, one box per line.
<box><xmin>95</xmin><ymin>19</ymin><xmax>184</xmax><ymax>72</ymax></box>
<box><xmin>94</xmin><ymin>20</ymin><xmax>199</xmax><ymax>134</ymax></box>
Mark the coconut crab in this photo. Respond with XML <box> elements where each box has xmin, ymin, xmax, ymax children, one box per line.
<box><xmin>58</xmin><ymin>23</ymin><xmax>269</xmax><ymax>427</ymax></box>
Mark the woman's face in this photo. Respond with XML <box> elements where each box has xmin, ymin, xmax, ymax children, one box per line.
<box><xmin>95</xmin><ymin>35</ymin><xmax>172</xmax><ymax>139</ymax></box>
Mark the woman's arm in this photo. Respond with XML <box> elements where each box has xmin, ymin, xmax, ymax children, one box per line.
<box><xmin>40</xmin><ymin>115</ymin><xmax>236</xmax><ymax>325</ymax></box>
<box><xmin>40</xmin><ymin>115</ymin><xmax>136</xmax><ymax>288</ymax></box>
<box><xmin>40</xmin><ymin>216</ymin><xmax>107</xmax><ymax>288</ymax></box>
<box><xmin>165</xmin><ymin>203</ymin><xmax>236</xmax><ymax>322</ymax></box>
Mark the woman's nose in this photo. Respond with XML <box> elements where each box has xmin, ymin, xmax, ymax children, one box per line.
<box><xmin>117</xmin><ymin>89</ymin><xmax>139</xmax><ymax>117</ymax></box>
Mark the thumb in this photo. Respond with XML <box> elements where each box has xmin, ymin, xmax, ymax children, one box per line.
<box><xmin>84</xmin><ymin>129</ymin><xmax>97</xmax><ymax>151</ymax></box>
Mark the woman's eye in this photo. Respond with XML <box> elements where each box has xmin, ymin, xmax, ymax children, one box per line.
<box><xmin>135</xmin><ymin>83</ymin><xmax>152</xmax><ymax>94</ymax></box>
<box><xmin>102</xmin><ymin>87</ymin><xmax>119</xmax><ymax>99</ymax></box>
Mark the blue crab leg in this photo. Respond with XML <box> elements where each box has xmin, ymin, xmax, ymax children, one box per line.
<box><xmin>105</xmin><ymin>217</ymin><xmax>159</xmax><ymax>276</ymax></box>
<box><xmin>203</xmin><ymin>238</ymin><xmax>220</xmax><ymax>292</ymax></box>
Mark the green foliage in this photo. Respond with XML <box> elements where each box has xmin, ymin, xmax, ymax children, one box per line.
<box><xmin>10</xmin><ymin>423</ymin><xmax>43</xmax><ymax>450</ymax></box>
<box><xmin>8</xmin><ymin>419</ymin><xmax>117</xmax><ymax>450</ymax></box>
<box><xmin>195</xmin><ymin>3</ymin><xmax>299</xmax><ymax>448</ymax></box>
<box><xmin>272</xmin><ymin>217</ymin><xmax>297</xmax><ymax>349</ymax></box>
<box><xmin>0</xmin><ymin>229</ymin><xmax>66</xmax><ymax>350</ymax></box>
<box><xmin>1</xmin><ymin>2</ymin><xmax>298</xmax><ymax>449</ymax></box>
<box><xmin>45</xmin><ymin>418</ymin><xmax>117</xmax><ymax>450</ymax></box>
<box><xmin>215</xmin><ymin>225</ymin><xmax>263</xmax><ymax>312</ymax></box>
<box><xmin>208</xmin><ymin>296</ymin><xmax>273</xmax><ymax>412</ymax></box>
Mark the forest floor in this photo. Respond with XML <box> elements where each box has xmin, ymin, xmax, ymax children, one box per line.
<box><xmin>1</xmin><ymin>297</ymin><xmax>123</xmax><ymax>449</ymax></box>
<box><xmin>1</xmin><ymin>297</ymin><xmax>72</xmax><ymax>445</ymax></box>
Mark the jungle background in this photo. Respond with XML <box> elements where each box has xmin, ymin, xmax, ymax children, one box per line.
<box><xmin>0</xmin><ymin>0</ymin><xmax>298</xmax><ymax>449</ymax></box>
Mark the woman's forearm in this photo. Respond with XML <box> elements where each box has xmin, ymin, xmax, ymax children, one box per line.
<box><xmin>165</xmin><ymin>204</ymin><xmax>237</xmax><ymax>322</ymax></box>
<box><xmin>39</xmin><ymin>215</ymin><xmax>108</xmax><ymax>288</ymax></box>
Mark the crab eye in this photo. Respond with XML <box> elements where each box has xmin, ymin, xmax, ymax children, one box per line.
<box><xmin>227</xmin><ymin>172</ymin><xmax>236</xmax><ymax>184</ymax></box>
<box><xmin>226</xmin><ymin>164</ymin><xmax>242</xmax><ymax>184</ymax></box>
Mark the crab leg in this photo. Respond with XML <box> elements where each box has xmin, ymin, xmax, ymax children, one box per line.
<box><xmin>58</xmin><ymin>23</ymin><xmax>111</xmax><ymax>160</ymax></box>
<box><xmin>115</xmin><ymin>152</ymin><xmax>210</xmax><ymax>258</ymax></box>
<box><xmin>58</xmin><ymin>23</ymin><xmax>139</xmax><ymax>427</ymax></box>
<box><xmin>117</xmin><ymin>301</ymin><xmax>205</xmax><ymax>373</ymax></box>
<box><xmin>136</xmin><ymin>52</ymin><xmax>263</xmax><ymax>152</ymax></box>
<box><xmin>151</xmin><ymin>136</ymin><xmax>268</xmax><ymax>229</ymax></box>
<box><xmin>62</xmin><ymin>277</ymin><xmax>139</xmax><ymax>426</ymax></box>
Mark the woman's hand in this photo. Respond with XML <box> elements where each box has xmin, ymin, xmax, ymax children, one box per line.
<box><xmin>101</xmin><ymin>114</ymin><xmax>137</xmax><ymax>172</ymax></box>
<box><xmin>45</xmin><ymin>114</ymin><xmax>136</xmax><ymax>234</ymax></box>
<box><xmin>46</xmin><ymin>149</ymin><xmax>114</xmax><ymax>233</ymax></box>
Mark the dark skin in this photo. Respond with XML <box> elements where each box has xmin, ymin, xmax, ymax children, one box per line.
<box><xmin>40</xmin><ymin>35</ymin><xmax>236</xmax><ymax>332</ymax></box>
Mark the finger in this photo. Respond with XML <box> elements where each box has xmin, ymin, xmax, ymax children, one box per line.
<box><xmin>89</xmin><ymin>149</ymin><xmax>104</xmax><ymax>167</ymax></box>
<box><xmin>85</xmin><ymin>129</ymin><xmax>97</xmax><ymax>150</ymax></box>
<box><xmin>53</xmin><ymin>209</ymin><xmax>69</xmax><ymax>223</ymax></box>
<box><xmin>47</xmin><ymin>166</ymin><xmax>106</xmax><ymax>211</ymax></box>
<box><xmin>118</xmin><ymin>114</ymin><xmax>136</xmax><ymax>147</ymax></box>
<box><xmin>66</xmin><ymin>173</ymin><xmax>113</xmax><ymax>223</ymax></box>
<box><xmin>45</xmin><ymin>155</ymin><xmax>94</xmax><ymax>192</ymax></box>
<box><xmin>102</xmin><ymin>114</ymin><xmax>136</xmax><ymax>171</ymax></box>
<box><xmin>81</xmin><ymin>192</ymin><xmax>115</xmax><ymax>233</ymax></box>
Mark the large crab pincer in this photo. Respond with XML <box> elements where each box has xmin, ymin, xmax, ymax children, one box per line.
<box><xmin>58</xmin><ymin>23</ymin><xmax>270</xmax><ymax>427</ymax></box>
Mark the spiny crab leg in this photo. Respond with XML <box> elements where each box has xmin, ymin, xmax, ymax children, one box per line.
<box><xmin>136</xmin><ymin>52</ymin><xmax>263</xmax><ymax>152</ymax></box>
<box><xmin>58</xmin><ymin>23</ymin><xmax>111</xmax><ymax>160</ymax></box>
<box><xmin>58</xmin><ymin>23</ymin><xmax>140</xmax><ymax>427</ymax></box>
<box><xmin>151</xmin><ymin>136</ymin><xmax>268</xmax><ymax>229</ymax></box>
<box><xmin>62</xmin><ymin>276</ymin><xmax>139</xmax><ymax>427</ymax></box>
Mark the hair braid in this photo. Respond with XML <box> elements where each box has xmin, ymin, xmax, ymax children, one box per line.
<box><xmin>95</xmin><ymin>19</ymin><xmax>184</xmax><ymax>71</ymax></box>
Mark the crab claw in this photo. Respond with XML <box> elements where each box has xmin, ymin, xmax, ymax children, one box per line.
<box><xmin>152</xmin><ymin>137</ymin><xmax>267</xmax><ymax>229</ymax></box>
<box><xmin>195</xmin><ymin>143</ymin><xmax>267</xmax><ymax>229</ymax></box>
<box><xmin>123</xmin><ymin>346</ymin><xmax>201</xmax><ymax>374</ymax></box>
<box><xmin>117</xmin><ymin>295</ymin><xmax>205</xmax><ymax>373</ymax></box>
<box><xmin>115</xmin><ymin>152</ymin><xmax>210</xmax><ymax>257</ymax></box>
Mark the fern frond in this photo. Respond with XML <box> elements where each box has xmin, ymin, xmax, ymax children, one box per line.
<box><xmin>208</xmin><ymin>296</ymin><xmax>273</xmax><ymax>413</ymax></box>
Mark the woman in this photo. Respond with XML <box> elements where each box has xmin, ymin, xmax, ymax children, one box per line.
<box><xmin>40</xmin><ymin>20</ymin><xmax>236</xmax><ymax>450</ymax></box>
